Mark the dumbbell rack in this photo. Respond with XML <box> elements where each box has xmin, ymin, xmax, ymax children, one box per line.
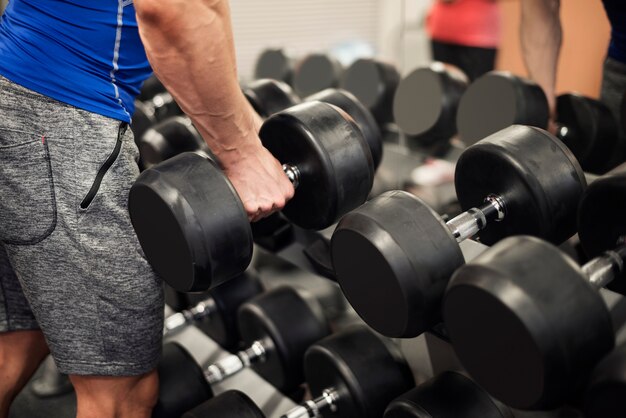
<box><xmin>170</xmin><ymin>218</ymin><xmax>626</xmax><ymax>418</ymax></box>
<box><xmin>168</xmin><ymin>141</ymin><xmax>626</xmax><ymax>417</ymax></box>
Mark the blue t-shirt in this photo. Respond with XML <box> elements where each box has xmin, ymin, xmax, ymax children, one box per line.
<box><xmin>604</xmin><ymin>0</ymin><xmax>626</xmax><ymax>64</ymax></box>
<box><xmin>0</xmin><ymin>0</ymin><xmax>152</xmax><ymax>122</ymax></box>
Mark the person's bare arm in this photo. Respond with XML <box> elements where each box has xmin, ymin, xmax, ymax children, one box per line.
<box><xmin>520</xmin><ymin>0</ymin><xmax>562</xmax><ymax>117</ymax></box>
<box><xmin>134</xmin><ymin>0</ymin><xmax>293</xmax><ymax>221</ymax></box>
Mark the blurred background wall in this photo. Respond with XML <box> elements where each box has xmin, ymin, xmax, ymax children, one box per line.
<box><xmin>0</xmin><ymin>0</ymin><xmax>613</xmax><ymax>97</ymax></box>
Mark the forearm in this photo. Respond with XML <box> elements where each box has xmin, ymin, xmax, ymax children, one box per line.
<box><xmin>520</xmin><ymin>0</ymin><xmax>562</xmax><ymax>110</ymax></box>
<box><xmin>134</xmin><ymin>0</ymin><xmax>259</xmax><ymax>164</ymax></box>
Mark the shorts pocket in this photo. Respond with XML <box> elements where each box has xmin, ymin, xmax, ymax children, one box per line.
<box><xmin>79</xmin><ymin>123</ymin><xmax>126</xmax><ymax>210</ymax></box>
<box><xmin>0</xmin><ymin>129</ymin><xmax>57</xmax><ymax>245</ymax></box>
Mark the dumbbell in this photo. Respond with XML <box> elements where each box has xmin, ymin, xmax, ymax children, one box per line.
<box><xmin>254</xmin><ymin>48</ymin><xmax>296</xmax><ymax>85</ymax></box>
<box><xmin>293</xmin><ymin>53</ymin><xmax>344</xmax><ymax>98</ymax></box>
<box><xmin>457</xmin><ymin>71</ymin><xmax>622</xmax><ymax>173</ymax></box>
<box><xmin>131</xmin><ymin>89</ymin><xmax>184</xmax><ymax>143</ymax></box>
<box><xmin>584</xmin><ymin>341</ymin><xmax>626</xmax><ymax>418</ymax></box>
<box><xmin>340</xmin><ymin>58</ymin><xmax>401</xmax><ymax>126</ymax></box>
<box><xmin>182</xmin><ymin>326</ymin><xmax>414</xmax><ymax>418</ymax></box>
<box><xmin>442</xmin><ymin>163</ymin><xmax>626</xmax><ymax>409</ymax></box>
<box><xmin>384</xmin><ymin>372</ymin><xmax>513</xmax><ymax>418</ymax></box>
<box><xmin>305</xmin><ymin>88</ymin><xmax>382</xmax><ymax>169</ymax></box>
<box><xmin>138</xmin><ymin>116</ymin><xmax>208</xmax><ymax>169</ymax></box>
<box><xmin>393</xmin><ymin>63</ymin><xmax>468</xmax><ymax>151</ymax></box>
<box><xmin>137</xmin><ymin>74</ymin><xmax>167</xmax><ymax>101</ymax></box>
<box><xmin>163</xmin><ymin>270</ymin><xmax>264</xmax><ymax>350</ymax></box>
<box><xmin>331</xmin><ymin>124</ymin><xmax>586</xmax><ymax>338</ymax></box>
<box><xmin>243</xmin><ymin>78</ymin><xmax>302</xmax><ymax>118</ymax></box>
<box><xmin>154</xmin><ymin>286</ymin><xmax>331</xmax><ymax>418</ymax></box>
<box><xmin>130</xmin><ymin>101</ymin><xmax>375</xmax><ymax>292</ymax></box>
<box><xmin>137</xmin><ymin>79</ymin><xmax>300</xmax><ymax>169</ymax></box>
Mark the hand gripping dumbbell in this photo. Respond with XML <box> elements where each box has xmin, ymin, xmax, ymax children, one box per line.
<box><xmin>305</xmin><ymin>88</ymin><xmax>383</xmax><ymax>169</ymax></box>
<box><xmin>153</xmin><ymin>286</ymin><xmax>331</xmax><ymax>418</ymax></box>
<box><xmin>340</xmin><ymin>58</ymin><xmax>401</xmax><ymax>126</ymax></box>
<box><xmin>384</xmin><ymin>372</ymin><xmax>513</xmax><ymax>418</ymax></box>
<box><xmin>254</xmin><ymin>48</ymin><xmax>296</xmax><ymax>85</ymax></box>
<box><xmin>331</xmin><ymin>124</ymin><xmax>586</xmax><ymax>338</ymax></box>
<box><xmin>163</xmin><ymin>270</ymin><xmax>264</xmax><ymax>350</ymax></box>
<box><xmin>442</xmin><ymin>163</ymin><xmax>626</xmax><ymax>409</ymax></box>
<box><xmin>393</xmin><ymin>62</ymin><xmax>468</xmax><ymax>151</ymax></box>
<box><xmin>137</xmin><ymin>79</ymin><xmax>300</xmax><ymax>169</ymax></box>
<box><xmin>182</xmin><ymin>325</ymin><xmax>415</xmax><ymax>418</ymax></box>
<box><xmin>293</xmin><ymin>53</ymin><xmax>344</xmax><ymax>98</ymax></box>
<box><xmin>129</xmin><ymin>101</ymin><xmax>374</xmax><ymax>293</ymax></box>
<box><xmin>584</xmin><ymin>341</ymin><xmax>626</xmax><ymax>418</ymax></box>
<box><xmin>457</xmin><ymin>71</ymin><xmax>623</xmax><ymax>173</ymax></box>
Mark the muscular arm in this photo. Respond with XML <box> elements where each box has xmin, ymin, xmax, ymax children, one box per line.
<box><xmin>134</xmin><ymin>0</ymin><xmax>293</xmax><ymax>220</ymax></box>
<box><xmin>520</xmin><ymin>0</ymin><xmax>562</xmax><ymax>115</ymax></box>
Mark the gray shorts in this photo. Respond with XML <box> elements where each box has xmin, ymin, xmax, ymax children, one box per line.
<box><xmin>0</xmin><ymin>75</ymin><xmax>164</xmax><ymax>376</ymax></box>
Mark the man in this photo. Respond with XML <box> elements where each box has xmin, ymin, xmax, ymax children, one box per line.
<box><xmin>521</xmin><ymin>0</ymin><xmax>626</xmax><ymax>138</ymax></box>
<box><xmin>0</xmin><ymin>0</ymin><xmax>293</xmax><ymax>417</ymax></box>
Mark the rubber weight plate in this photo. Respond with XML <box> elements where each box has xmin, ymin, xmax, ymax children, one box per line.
<box><xmin>129</xmin><ymin>152</ymin><xmax>253</xmax><ymax>292</ymax></box>
<box><xmin>254</xmin><ymin>48</ymin><xmax>294</xmax><ymax>85</ymax></box>
<box><xmin>293</xmin><ymin>53</ymin><xmax>343</xmax><ymax>97</ymax></box>
<box><xmin>556</xmin><ymin>93</ymin><xmax>620</xmax><ymax>174</ymax></box>
<box><xmin>306</xmin><ymin>88</ymin><xmax>383</xmax><ymax>169</ymax></box>
<box><xmin>243</xmin><ymin>79</ymin><xmax>300</xmax><ymax>119</ymax></box>
<box><xmin>444</xmin><ymin>236</ymin><xmax>614</xmax><ymax>410</ymax></box>
<box><xmin>457</xmin><ymin>72</ymin><xmax>548</xmax><ymax>145</ymax></box>
<box><xmin>260</xmin><ymin>101</ymin><xmax>374</xmax><ymax>230</ymax></box>
<box><xmin>393</xmin><ymin>63</ymin><xmax>468</xmax><ymax>147</ymax></box>
<box><xmin>237</xmin><ymin>287</ymin><xmax>330</xmax><ymax>392</ymax></box>
<box><xmin>304</xmin><ymin>326</ymin><xmax>414</xmax><ymax>418</ymax></box>
<box><xmin>455</xmin><ymin>125</ymin><xmax>586</xmax><ymax>246</ymax></box>
<box><xmin>578</xmin><ymin>162</ymin><xmax>626</xmax><ymax>294</ymax></box>
<box><xmin>341</xmin><ymin>58</ymin><xmax>401</xmax><ymax>125</ymax></box>
<box><xmin>153</xmin><ymin>343</ymin><xmax>213</xmax><ymax>418</ymax></box>
<box><xmin>384</xmin><ymin>372</ymin><xmax>513</xmax><ymax>418</ymax></box>
<box><xmin>331</xmin><ymin>191</ymin><xmax>463</xmax><ymax>338</ymax></box>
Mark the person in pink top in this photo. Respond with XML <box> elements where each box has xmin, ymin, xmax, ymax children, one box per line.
<box><xmin>427</xmin><ymin>0</ymin><xmax>502</xmax><ymax>80</ymax></box>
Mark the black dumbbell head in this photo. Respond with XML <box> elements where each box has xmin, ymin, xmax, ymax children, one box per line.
<box><xmin>183</xmin><ymin>390</ymin><xmax>265</xmax><ymax>418</ymax></box>
<box><xmin>332</xmin><ymin>190</ymin><xmax>464</xmax><ymax>338</ymax></box>
<box><xmin>129</xmin><ymin>152</ymin><xmax>254</xmax><ymax>292</ymax></box>
<box><xmin>293</xmin><ymin>53</ymin><xmax>343</xmax><ymax>97</ymax></box>
<box><xmin>138</xmin><ymin>74</ymin><xmax>166</xmax><ymax>101</ymax></box>
<box><xmin>304</xmin><ymin>326</ymin><xmax>414</xmax><ymax>418</ymax></box>
<box><xmin>584</xmin><ymin>344</ymin><xmax>626</xmax><ymax>418</ymax></box>
<box><xmin>578</xmin><ymin>162</ymin><xmax>626</xmax><ymax>294</ymax></box>
<box><xmin>556</xmin><ymin>93</ymin><xmax>620</xmax><ymax>174</ymax></box>
<box><xmin>261</xmin><ymin>101</ymin><xmax>374</xmax><ymax>230</ymax></box>
<box><xmin>455</xmin><ymin>125</ymin><xmax>586</xmax><ymax>246</ymax></box>
<box><xmin>131</xmin><ymin>101</ymin><xmax>156</xmax><ymax>148</ymax></box>
<box><xmin>443</xmin><ymin>236</ymin><xmax>614</xmax><ymax>410</ymax></box>
<box><xmin>153</xmin><ymin>342</ymin><xmax>213</xmax><ymax>418</ymax></box>
<box><xmin>243</xmin><ymin>79</ymin><xmax>301</xmax><ymax>119</ymax></box>
<box><xmin>384</xmin><ymin>372</ymin><xmax>513</xmax><ymax>418</ymax></box>
<box><xmin>138</xmin><ymin>116</ymin><xmax>207</xmax><ymax>169</ymax></box>
<box><xmin>341</xmin><ymin>58</ymin><xmax>401</xmax><ymax>125</ymax></box>
<box><xmin>393</xmin><ymin>63</ymin><xmax>468</xmax><ymax>148</ymax></box>
<box><xmin>306</xmin><ymin>88</ymin><xmax>383</xmax><ymax>169</ymax></box>
<box><xmin>254</xmin><ymin>48</ymin><xmax>294</xmax><ymax>85</ymax></box>
<box><xmin>457</xmin><ymin>72</ymin><xmax>549</xmax><ymax>146</ymax></box>
<box><xmin>186</xmin><ymin>269</ymin><xmax>264</xmax><ymax>350</ymax></box>
<box><xmin>237</xmin><ymin>286</ymin><xmax>330</xmax><ymax>392</ymax></box>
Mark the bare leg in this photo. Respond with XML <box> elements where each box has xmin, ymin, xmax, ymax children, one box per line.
<box><xmin>71</xmin><ymin>369</ymin><xmax>158</xmax><ymax>418</ymax></box>
<box><xmin>0</xmin><ymin>330</ymin><xmax>50</xmax><ymax>418</ymax></box>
